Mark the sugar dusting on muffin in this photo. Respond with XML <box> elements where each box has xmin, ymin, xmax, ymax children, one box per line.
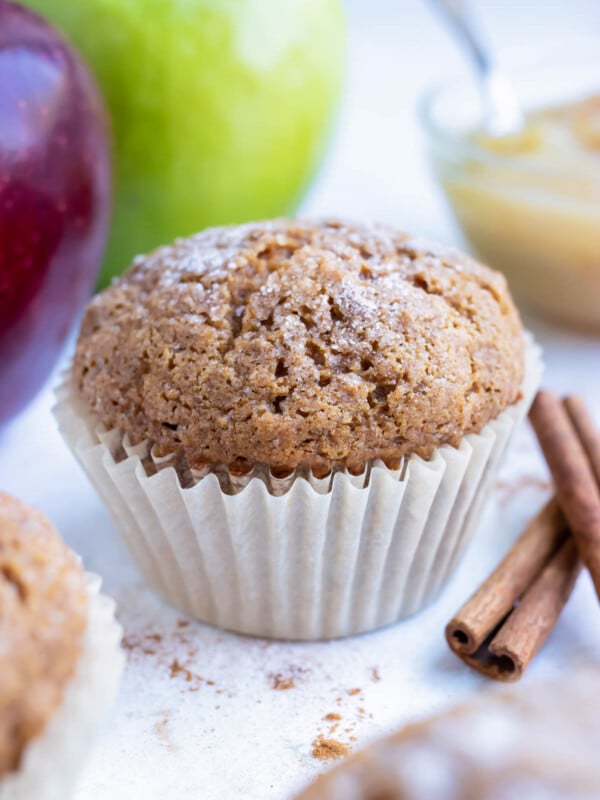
<box><xmin>73</xmin><ymin>219</ymin><xmax>524</xmax><ymax>474</ymax></box>
<box><xmin>0</xmin><ymin>493</ymin><xmax>87</xmax><ymax>777</ymax></box>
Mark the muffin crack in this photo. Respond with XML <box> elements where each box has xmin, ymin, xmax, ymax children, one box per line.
<box><xmin>0</xmin><ymin>562</ymin><xmax>27</xmax><ymax>603</ymax></box>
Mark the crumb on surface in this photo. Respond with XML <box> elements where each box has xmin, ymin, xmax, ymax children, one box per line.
<box><xmin>311</xmin><ymin>736</ymin><xmax>350</xmax><ymax>761</ymax></box>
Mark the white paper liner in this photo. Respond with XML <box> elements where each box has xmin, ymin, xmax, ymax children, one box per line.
<box><xmin>0</xmin><ymin>574</ymin><xmax>124</xmax><ymax>800</ymax></box>
<box><xmin>54</xmin><ymin>336</ymin><xmax>542</xmax><ymax>640</ymax></box>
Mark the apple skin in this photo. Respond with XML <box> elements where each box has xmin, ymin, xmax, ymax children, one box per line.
<box><xmin>24</xmin><ymin>0</ymin><xmax>345</xmax><ymax>286</ymax></box>
<box><xmin>0</xmin><ymin>1</ymin><xmax>110</xmax><ymax>424</ymax></box>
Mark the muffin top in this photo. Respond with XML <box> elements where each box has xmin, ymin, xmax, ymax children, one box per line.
<box><xmin>296</xmin><ymin>670</ymin><xmax>600</xmax><ymax>799</ymax></box>
<box><xmin>74</xmin><ymin>219</ymin><xmax>524</xmax><ymax>474</ymax></box>
<box><xmin>0</xmin><ymin>493</ymin><xmax>87</xmax><ymax>777</ymax></box>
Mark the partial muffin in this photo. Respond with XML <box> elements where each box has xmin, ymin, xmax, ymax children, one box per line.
<box><xmin>0</xmin><ymin>493</ymin><xmax>122</xmax><ymax>800</ymax></box>
<box><xmin>73</xmin><ymin>218</ymin><xmax>525</xmax><ymax>475</ymax></box>
<box><xmin>296</xmin><ymin>668</ymin><xmax>600</xmax><ymax>799</ymax></box>
<box><xmin>56</xmin><ymin>219</ymin><xmax>542</xmax><ymax>639</ymax></box>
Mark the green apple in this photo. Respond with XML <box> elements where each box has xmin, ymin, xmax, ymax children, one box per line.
<box><xmin>24</xmin><ymin>0</ymin><xmax>345</xmax><ymax>285</ymax></box>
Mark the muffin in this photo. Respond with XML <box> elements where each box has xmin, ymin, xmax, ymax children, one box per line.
<box><xmin>295</xmin><ymin>668</ymin><xmax>600</xmax><ymax>799</ymax></box>
<box><xmin>0</xmin><ymin>492</ymin><xmax>123</xmax><ymax>800</ymax></box>
<box><xmin>55</xmin><ymin>218</ymin><xmax>542</xmax><ymax>639</ymax></box>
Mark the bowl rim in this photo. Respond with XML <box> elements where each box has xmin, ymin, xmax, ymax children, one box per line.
<box><xmin>418</xmin><ymin>46</ymin><xmax>600</xmax><ymax>176</ymax></box>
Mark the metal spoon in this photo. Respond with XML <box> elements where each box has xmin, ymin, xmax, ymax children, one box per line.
<box><xmin>428</xmin><ymin>0</ymin><xmax>524</xmax><ymax>135</ymax></box>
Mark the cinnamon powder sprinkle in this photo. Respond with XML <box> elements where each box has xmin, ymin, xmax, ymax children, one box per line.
<box><xmin>495</xmin><ymin>475</ymin><xmax>552</xmax><ymax>508</ymax></box>
<box><xmin>311</xmin><ymin>736</ymin><xmax>349</xmax><ymax>761</ymax></box>
<box><xmin>323</xmin><ymin>713</ymin><xmax>342</xmax><ymax>722</ymax></box>
<box><xmin>121</xmin><ymin>627</ymin><xmax>218</xmax><ymax>694</ymax></box>
<box><xmin>268</xmin><ymin>665</ymin><xmax>308</xmax><ymax>690</ymax></box>
<box><xmin>153</xmin><ymin>714</ymin><xmax>175</xmax><ymax>752</ymax></box>
<box><xmin>169</xmin><ymin>659</ymin><xmax>193</xmax><ymax>682</ymax></box>
<box><xmin>122</xmin><ymin>632</ymin><xmax>162</xmax><ymax>656</ymax></box>
<box><xmin>270</xmin><ymin>674</ymin><xmax>295</xmax><ymax>690</ymax></box>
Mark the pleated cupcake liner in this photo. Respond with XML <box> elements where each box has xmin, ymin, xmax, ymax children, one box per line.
<box><xmin>0</xmin><ymin>574</ymin><xmax>124</xmax><ymax>800</ymax></box>
<box><xmin>54</xmin><ymin>335</ymin><xmax>542</xmax><ymax>640</ymax></box>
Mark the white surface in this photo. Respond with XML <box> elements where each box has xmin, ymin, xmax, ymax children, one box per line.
<box><xmin>2</xmin><ymin>2</ymin><xmax>600</xmax><ymax>799</ymax></box>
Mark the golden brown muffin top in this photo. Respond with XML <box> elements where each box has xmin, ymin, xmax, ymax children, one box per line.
<box><xmin>296</xmin><ymin>670</ymin><xmax>600</xmax><ymax>799</ymax></box>
<box><xmin>73</xmin><ymin>219</ymin><xmax>524</xmax><ymax>474</ymax></box>
<box><xmin>0</xmin><ymin>493</ymin><xmax>87</xmax><ymax>778</ymax></box>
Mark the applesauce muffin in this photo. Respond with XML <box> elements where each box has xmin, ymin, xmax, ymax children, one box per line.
<box><xmin>72</xmin><ymin>219</ymin><xmax>525</xmax><ymax>475</ymax></box>
<box><xmin>296</xmin><ymin>669</ymin><xmax>600</xmax><ymax>799</ymax></box>
<box><xmin>57</xmin><ymin>219</ymin><xmax>541</xmax><ymax>639</ymax></box>
<box><xmin>0</xmin><ymin>493</ymin><xmax>122</xmax><ymax>800</ymax></box>
<box><xmin>0</xmin><ymin>493</ymin><xmax>86</xmax><ymax>776</ymax></box>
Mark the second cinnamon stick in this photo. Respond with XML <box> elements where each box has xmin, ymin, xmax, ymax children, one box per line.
<box><xmin>564</xmin><ymin>395</ymin><xmax>600</xmax><ymax>485</ymax></box>
<box><xmin>529</xmin><ymin>391</ymin><xmax>600</xmax><ymax>602</ymax></box>
<box><xmin>446</xmin><ymin>499</ymin><xmax>568</xmax><ymax>657</ymax></box>
<box><xmin>484</xmin><ymin>537</ymin><xmax>581</xmax><ymax>680</ymax></box>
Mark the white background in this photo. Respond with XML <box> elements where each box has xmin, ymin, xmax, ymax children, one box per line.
<box><xmin>1</xmin><ymin>2</ymin><xmax>600</xmax><ymax>798</ymax></box>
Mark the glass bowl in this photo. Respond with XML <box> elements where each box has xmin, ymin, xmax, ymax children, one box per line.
<box><xmin>420</xmin><ymin>48</ymin><xmax>600</xmax><ymax>331</ymax></box>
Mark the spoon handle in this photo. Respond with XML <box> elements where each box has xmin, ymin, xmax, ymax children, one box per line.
<box><xmin>428</xmin><ymin>0</ymin><xmax>523</xmax><ymax>135</ymax></box>
<box><xmin>429</xmin><ymin>0</ymin><xmax>491</xmax><ymax>72</ymax></box>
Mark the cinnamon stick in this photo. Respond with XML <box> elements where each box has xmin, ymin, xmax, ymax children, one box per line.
<box><xmin>447</xmin><ymin>391</ymin><xmax>600</xmax><ymax>682</ymax></box>
<box><xmin>529</xmin><ymin>391</ymin><xmax>600</xmax><ymax>601</ymax></box>
<box><xmin>481</xmin><ymin>538</ymin><xmax>580</xmax><ymax>681</ymax></box>
<box><xmin>445</xmin><ymin>499</ymin><xmax>576</xmax><ymax>681</ymax></box>
<box><xmin>564</xmin><ymin>395</ymin><xmax>600</xmax><ymax>485</ymax></box>
<box><xmin>446</xmin><ymin>499</ymin><xmax>567</xmax><ymax>656</ymax></box>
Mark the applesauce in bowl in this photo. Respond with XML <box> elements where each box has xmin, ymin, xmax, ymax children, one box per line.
<box><xmin>420</xmin><ymin>52</ymin><xmax>600</xmax><ymax>330</ymax></box>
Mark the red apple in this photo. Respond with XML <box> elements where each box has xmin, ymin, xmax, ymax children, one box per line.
<box><xmin>0</xmin><ymin>0</ymin><xmax>110</xmax><ymax>423</ymax></box>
